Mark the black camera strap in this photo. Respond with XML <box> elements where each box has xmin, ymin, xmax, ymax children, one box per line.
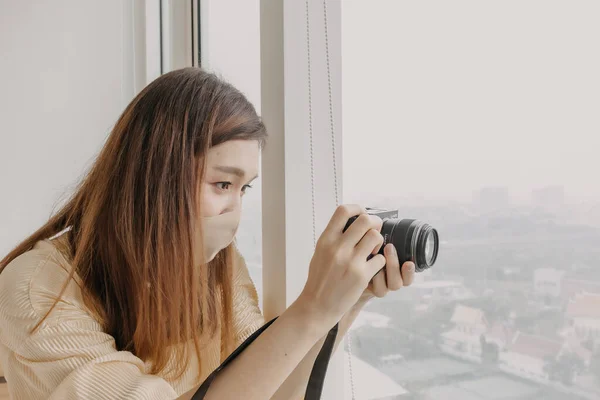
<box><xmin>304</xmin><ymin>322</ymin><xmax>339</xmax><ymax>399</ymax></box>
<box><xmin>191</xmin><ymin>318</ymin><xmax>339</xmax><ymax>400</ymax></box>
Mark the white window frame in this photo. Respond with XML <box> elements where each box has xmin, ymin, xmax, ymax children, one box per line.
<box><xmin>260</xmin><ymin>1</ymin><xmax>345</xmax><ymax>397</ymax></box>
<box><xmin>137</xmin><ymin>0</ymin><xmax>197</xmax><ymax>89</ymax></box>
<box><xmin>140</xmin><ymin>1</ymin><xmax>346</xmax><ymax>397</ymax></box>
<box><xmin>127</xmin><ymin>0</ymin><xmax>163</xmax><ymax>96</ymax></box>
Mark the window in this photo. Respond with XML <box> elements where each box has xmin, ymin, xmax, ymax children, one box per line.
<box><xmin>342</xmin><ymin>1</ymin><xmax>600</xmax><ymax>399</ymax></box>
<box><xmin>193</xmin><ymin>0</ymin><xmax>264</xmax><ymax>309</ymax></box>
<box><xmin>236</xmin><ymin>177</ymin><xmax>263</xmax><ymax>308</ymax></box>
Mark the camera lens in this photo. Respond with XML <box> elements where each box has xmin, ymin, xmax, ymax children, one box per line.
<box><xmin>390</xmin><ymin>218</ymin><xmax>438</xmax><ymax>271</ymax></box>
<box><xmin>345</xmin><ymin>216</ymin><xmax>439</xmax><ymax>272</ymax></box>
<box><xmin>425</xmin><ymin>231</ymin><xmax>437</xmax><ymax>265</ymax></box>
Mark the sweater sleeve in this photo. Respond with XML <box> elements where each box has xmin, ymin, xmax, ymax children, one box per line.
<box><xmin>0</xmin><ymin>246</ymin><xmax>179</xmax><ymax>400</ymax></box>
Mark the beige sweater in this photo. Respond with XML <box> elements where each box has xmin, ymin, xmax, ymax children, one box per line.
<box><xmin>0</xmin><ymin>239</ymin><xmax>264</xmax><ymax>400</ymax></box>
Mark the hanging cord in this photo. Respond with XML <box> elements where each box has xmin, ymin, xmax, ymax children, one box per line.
<box><xmin>322</xmin><ymin>0</ymin><xmax>340</xmax><ymax>208</ymax></box>
<box><xmin>306</xmin><ymin>0</ymin><xmax>318</xmax><ymax>249</ymax></box>
<box><xmin>322</xmin><ymin>3</ymin><xmax>356</xmax><ymax>399</ymax></box>
<box><xmin>306</xmin><ymin>0</ymin><xmax>356</xmax><ymax>398</ymax></box>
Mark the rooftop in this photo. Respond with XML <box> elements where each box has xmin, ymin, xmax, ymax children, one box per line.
<box><xmin>507</xmin><ymin>332</ymin><xmax>563</xmax><ymax>360</ymax></box>
<box><xmin>566</xmin><ymin>292</ymin><xmax>600</xmax><ymax>319</ymax></box>
<box><xmin>451</xmin><ymin>305</ymin><xmax>487</xmax><ymax>326</ymax></box>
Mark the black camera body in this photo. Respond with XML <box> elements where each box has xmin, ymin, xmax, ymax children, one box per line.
<box><xmin>344</xmin><ymin>207</ymin><xmax>439</xmax><ymax>272</ymax></box>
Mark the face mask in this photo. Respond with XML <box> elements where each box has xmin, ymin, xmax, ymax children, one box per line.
<box><xmin>197</xmin><ymin>209</ymin><xmax>241</xmax><ymax>264</ymax></box>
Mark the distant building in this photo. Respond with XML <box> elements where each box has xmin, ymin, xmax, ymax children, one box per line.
<box><xmin>566</xmin><ymin>292</ymin><xmax>600</xmax><ymax>341</ymax></box>
<box><xmin>533</xmin><ymin>268</ymin><xmax>565</xmax><ymax>298</ymax></box>
<box><xmin>499</xmin><ymin>332</ymin><xmax>563</xmax><ymax>384</ymax></box>
<box><xmin>561</xmin><ymin>279</ymin><xmax>600</xmax><ymax>302</ymax></box>
<box><xmin>499</xmin><ymin>331</ymin><xmax>592</xmax><ymax>385</ymax></box>
<box><xmin>410</xmin><ymin>280</ymin><xmax>475</xmax><ymax>313</ymax></box>
<box><xmin>349</xmin><ymin>310</ymin><xmax>391</xmax><ymax>332</ymax></box>
<box><xmin>439</xmin><ymin>305</ymin><xmax>594</xmax><ymax>386</ymax></box>
<box><xmin>440</xmin><ymin>305</ymin><xmax>488</xmax><ymax>362</ymax></box>
<box><xmin>485</xmin><ymin>322</ymin><xmax>514</xmax><ymax>350</ymax></box>
<box><xmin>451</xmin><ymin>305</ymin><xmax>488</xmax><ymax>335</ymax></box>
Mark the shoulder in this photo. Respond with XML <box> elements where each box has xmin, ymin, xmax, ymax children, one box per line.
<box><xmin>230</xmin><ymin>245</ymin><xmax>264</xmax><ymax>342</ymax></box>
<box><xmin>231</xmin><ymin>245</ymin><xmax>256</xmax><ymax>283</ymax></box>
<box><xmin>0</xmin><ymin>239</ymin><xmax>90</xmax><ymax>344</ymax></box>
<box><xmin>232</xmin><ymin>246</ymin><xmax>249</xmax><ymax>280</ymax></box>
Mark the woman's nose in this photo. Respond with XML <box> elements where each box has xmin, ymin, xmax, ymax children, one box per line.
<box><xmin>222</xmin><ymin>194</ymin><xmax>242</xmax><ymax>214</ymax></box>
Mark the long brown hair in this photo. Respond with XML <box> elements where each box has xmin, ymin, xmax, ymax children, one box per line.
<box><xmin>0</xmin><ymin>67</ymin><xmax>267</xmax><ymax>379</ymax></box>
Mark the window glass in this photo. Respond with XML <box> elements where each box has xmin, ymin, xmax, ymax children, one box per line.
<box><xmin>236</xmin><ymin>177</ymin><xmax>263</xmax><ymax>309</ymax></box>
<box><xmin>342</xmin><ymin>1</ymin><xmax>600</xmax><ymax>398</ymax></box>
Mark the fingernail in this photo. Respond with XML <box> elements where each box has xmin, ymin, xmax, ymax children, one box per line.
<box><xmin>386</xmin><ymin>244</ymin><xmax>396</xmax><ymax>255</ymax></box>
<box><xmin>408</xmin><ymin>262</ymin><xmax>415</xmax><ymax>271</ymax></box>
<box><xmin>385</xmin><ymin>243</ymin><xmax>393</xmax><ymax>255</ymax></box>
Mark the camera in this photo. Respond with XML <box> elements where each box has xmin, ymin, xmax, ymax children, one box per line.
<box><xmin>344</xmin><ymin>208</ymin><xmax>439</xmax><ymax>272</ymax></box>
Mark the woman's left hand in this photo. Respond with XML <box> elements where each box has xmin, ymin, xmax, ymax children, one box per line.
<box><xmin>366</xmin><ymin>243</ymin><xmax>415</xmax><ymax>299</ymax></box>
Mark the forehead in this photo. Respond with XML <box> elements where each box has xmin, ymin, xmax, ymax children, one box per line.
<box><xmin>205</xmin><ymin>140</ymin><xmax>260</xmax><ymax>175</ymax></box>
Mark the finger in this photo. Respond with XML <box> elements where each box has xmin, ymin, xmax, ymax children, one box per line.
<box><xmin>384</xmin><ymin>244</ymin><xmax>403</xmax><ymax>291</ymax></box>
<box><xmin>365</xmin><ymin>254</ymin><xmax>386</xmax><ymax>284</ymax></box>
<box><xmin>355</xmin><ymin>229</ymin><xmax>384</xmax><ymax>260</ymax></box>
<box><xmin>345</xmin><ymin>214</ymin><xmax>382</xmax><ymax>247</ymax></box>
<box><xmin>371</xmin><ymin>269</ymin><xmax>388</xmax><ymax>298</ymax></box>
<box><xmin>323</xmin><ymin>204</ymin><xmax>366</xmax><ymax>237</ymax></box>
<box><xmin>401</xmin><ymin>261</ymin><xmax>416</xmax><ymax>286</ymax></box>
<box><xmin>372</xmin><ymin>226</ymin><xmax>385</xmax><ymax>255</ymax></box>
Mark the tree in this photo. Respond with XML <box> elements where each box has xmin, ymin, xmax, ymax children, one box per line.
<box><xmin>582</xmin><ymin>338</ymin><xmax>595</xmax><ymax>352</ymax></box>
<box><xmin>590</xmin><ymin>351</ymin><xmax>600</xmax><ymax>383</ymax></box>
<box><xmin>480</xmin><ymin>334</ymin><xmax>499</xmax><ymax>365</ymax></box>
<box><xmin>544</xmin><ymin>352</ymin><xmax>585</xmax><ymax>386</ymax></box>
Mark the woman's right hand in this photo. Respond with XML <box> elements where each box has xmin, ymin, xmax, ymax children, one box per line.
<box><xmin>297</xmin><ymin>204</ymin><xmax>386</xmax><ymax>328</ymax></box>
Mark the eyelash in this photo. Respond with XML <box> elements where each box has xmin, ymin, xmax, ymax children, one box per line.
<box><xmin>215</xmin><ymin>182</ymin><xmax>253</xmax><ymax>193</ymax></box>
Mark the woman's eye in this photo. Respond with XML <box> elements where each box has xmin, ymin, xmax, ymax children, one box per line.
<box><xmin>241</xmin><ymin>184</ymin><xmax>253</xmax><ymax>194</ymax></box>
<box><xmin>215</xmin><ymin>182</ymin><xmax>253</xmax><ymax>194</ymax></box>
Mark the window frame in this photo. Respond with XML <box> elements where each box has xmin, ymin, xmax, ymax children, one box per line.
<box><xmin>260</xmin><ymin>1</ymin><xmax>346</xmax><ymax>397</ymax></box>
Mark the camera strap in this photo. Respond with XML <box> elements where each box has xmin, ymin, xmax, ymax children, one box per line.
<box><xmin>191</xmin><ymin>318</ymin><xmax>339</xmax><ymax>400</ymax></box>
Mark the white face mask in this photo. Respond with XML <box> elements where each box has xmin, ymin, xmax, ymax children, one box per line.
<box><xmin>197</xmin><ymin>209</ymin><xmax>241</xmax><ymax>264</ymax></box>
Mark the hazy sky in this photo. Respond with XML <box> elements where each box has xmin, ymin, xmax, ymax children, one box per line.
<box><xmin>341</xmin><ymin>0</ymin><xmax>600</xmax><ymax>204</ymax></box>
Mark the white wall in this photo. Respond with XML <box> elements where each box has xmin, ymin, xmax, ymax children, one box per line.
<box><xmin>200</xmin><ymin>0</ymin><xmax>261</xmax><ymax>110</ymax></box>
<box><xmin>0</xmin><ymin>1</ymin><xmax>138</xmax><ymax>256</ymax></box>
<box><xmin>500</xmin><ymin>353</ymin><xmax>548</xmax><ymax>383</ymax></box>
<box><xmin>0</xmin><ymin>0</ymin><xmax>264</xmax><ymax>259</ymax></box>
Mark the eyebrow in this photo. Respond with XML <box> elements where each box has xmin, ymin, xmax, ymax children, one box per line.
<box><xmin>213</xmin><ymin>165</ymin><xmax>259</xmax><ymax>181</ymax></box>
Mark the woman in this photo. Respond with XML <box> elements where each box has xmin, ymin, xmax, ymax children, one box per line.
<box><xmin>0</xmin><ymin>68</ymin><xmax>414</xmax><ymax>400</ymax></box>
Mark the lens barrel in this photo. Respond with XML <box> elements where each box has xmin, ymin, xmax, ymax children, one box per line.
<box><xmin>344</xmin><ymin>215</ymin><xmax>439</xmax><ymax>272</ymax></box>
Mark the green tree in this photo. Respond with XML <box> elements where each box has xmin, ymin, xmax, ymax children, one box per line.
<box><xmin>544</xmin><ymin>352</ymin><xmax>585</xmax><ymax>386</ymax></box>
<box><xmin>480</xmin><ymin>334</ymin><xmax>499</xmax><ymax>365</ymax></box>
<box><xmin>590</xmin><ymin>351</ymin><xmax>600</xmax><ymax>383</ymax></box>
